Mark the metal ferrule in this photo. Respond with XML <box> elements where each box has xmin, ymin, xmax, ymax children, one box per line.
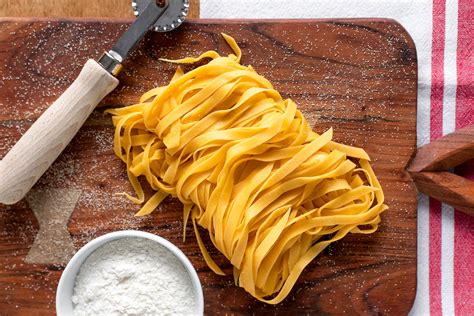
<box><xmin>97</xmin><ymin>51</ymin><xmax>123</xmax><ymax>76</ymax></box>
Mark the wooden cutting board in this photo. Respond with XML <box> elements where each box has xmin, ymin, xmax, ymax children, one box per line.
<box><xmin>0</xmin><ymin>18</ymin><xmax>417</xmax><ymax>315</ymax></box>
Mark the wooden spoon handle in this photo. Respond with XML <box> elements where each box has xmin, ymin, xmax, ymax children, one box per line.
<box><xmin>409</xmin><ymin>171</ymin><xmax>474</xmax><ymax>216</ymax></box>
<box><xmin>0</xmin><ymin>60</ymin><xmax>118</xmax><ymax>205</ymax></box>
<box><xmin>408</xmin><ymin>125</ymin><xmax>474</xmax><ymax>172</ymax></box>
<box><xmin>408</xmin><ymin>125</ymin><xmax>474</xmax><ymax>216</ymax></box>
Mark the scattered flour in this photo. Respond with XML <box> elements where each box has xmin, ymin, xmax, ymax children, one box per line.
<box><xmin>71</xmin><ymin>237</ymin><xmax>196</xmax><ymax>315</ymax></box>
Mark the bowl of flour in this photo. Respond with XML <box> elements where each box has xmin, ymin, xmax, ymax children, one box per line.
<box><xmin>56</xmin><ymin>230</ymin><xmax>203</xmax><ymax>315</ymax></box>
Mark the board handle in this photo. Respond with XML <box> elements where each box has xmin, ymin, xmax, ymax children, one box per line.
<box><xmin>0</xmin><ymin>60</ymin><xmax>119</xmax><ymax>205</ymax></box>
<box><xmin>408</xmin><ymin>125</ymin><xmax>474</xmax><ymax>216</ymax></box>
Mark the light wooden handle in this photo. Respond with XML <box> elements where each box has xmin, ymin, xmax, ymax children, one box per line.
<box><xmin>0</xmin><ymin>59</ymin><xmax>119</xmax><ymax>205</ymax></box>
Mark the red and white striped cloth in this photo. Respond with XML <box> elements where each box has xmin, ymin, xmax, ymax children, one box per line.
<box><xmin>201</xmin><ymin>1</ymin><xmax>473</xmax><ymax>314</ymax></box>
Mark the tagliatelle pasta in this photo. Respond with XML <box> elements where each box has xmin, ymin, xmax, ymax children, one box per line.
<box><xmin>106</xmin><ymin>34</ymin><xmax>387</xmax><ymax>304</ymax></box>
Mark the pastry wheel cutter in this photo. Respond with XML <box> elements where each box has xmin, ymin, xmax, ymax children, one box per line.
<box><xmin>0</xmin><ymin>0</ymin><xmax>189</xmax><ymax>204</ymax></box>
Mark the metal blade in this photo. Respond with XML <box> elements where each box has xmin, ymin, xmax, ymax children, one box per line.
<box><xmin>133</xmin><ymin>0</ymin><xmax>189</xmax><ymax>32</ymax></box>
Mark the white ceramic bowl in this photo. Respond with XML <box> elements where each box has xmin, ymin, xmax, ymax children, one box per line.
<box><xmin>56</xmin><ymin>230</ymin><xmax>204</xmax><ymax>315</ymax></box>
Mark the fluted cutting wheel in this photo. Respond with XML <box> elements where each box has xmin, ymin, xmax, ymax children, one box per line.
<box><xmin>132</xmin><ymin>0</ymin><xmax>189</xmax><ymax>32</ymax></box>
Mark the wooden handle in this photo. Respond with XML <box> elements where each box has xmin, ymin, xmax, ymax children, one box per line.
<box><xmin>410</xmin><ymin>171</ymin><xmax>474</xmax><ymax>216</ymax></box>
<box><xmin>408</xmin><ymin>125</ymin><xmax>474</xmax><ymax>216</ymax></box>
<box><xmin>0</xmin><ymin>60</ymin><xmax>118</xmax><ymax>205</ymax></box>
<box><xmin>408</xmin><ymin>125</ymin><xmax>474</xmax><ymax>172</ymax></box>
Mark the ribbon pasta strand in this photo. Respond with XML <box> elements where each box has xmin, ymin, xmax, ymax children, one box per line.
<box><xmin>107</xmin><ymin>34</ymin><xmax>387</xmax><ymax>304</ymax></box>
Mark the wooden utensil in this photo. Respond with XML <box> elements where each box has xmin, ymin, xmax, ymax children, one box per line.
<box><xmin>0</xmin><ymin>0</ymin><xmax>189</xmax><ymax>205</ymax></box>
<box><xmin>408</xmin><ymin>125</ymin><xmax>474</xmax><ymax>216</ymax></box>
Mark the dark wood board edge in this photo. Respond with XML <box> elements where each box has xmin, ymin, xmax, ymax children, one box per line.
<box><xmin>0</xmin><ymin>18</ymin><xmax>419</xmax><ymax>315</ymax></box>
<box><xmin>0</xmin><ymin>16</ymin><xmax>415</xmax><ymax>30</ymax></box>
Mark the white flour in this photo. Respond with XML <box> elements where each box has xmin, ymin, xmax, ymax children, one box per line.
<box><xmin>71</xmin><ymin>237</ymin><xmax>196</xmax><ymax>315</ymax></box>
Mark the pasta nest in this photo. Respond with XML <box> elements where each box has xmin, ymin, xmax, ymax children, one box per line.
<box><xmin>106</xmin><ymin>34</ymin><xmax>387</xmax><ymax>304</ymax></box>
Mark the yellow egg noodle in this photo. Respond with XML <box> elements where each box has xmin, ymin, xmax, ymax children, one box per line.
<box><xmin>106</xmin><ymin>34</ymin><xmax>387</xmax><ymax>304</ymax></box>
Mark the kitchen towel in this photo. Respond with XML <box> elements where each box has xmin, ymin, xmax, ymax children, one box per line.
<box><xmin>201</xmin><ymin>1</ymin><xmax>473</xmax><ymax>315</ymax></box>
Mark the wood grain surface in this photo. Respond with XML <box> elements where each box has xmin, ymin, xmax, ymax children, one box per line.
<box><xmin>0</xmin><ymin>0</ymin><xmax>200</xmax><ymax>19</ymax></box>
<box><xmin>0</xmin><ymin>18</ymin><xmax>417</xmax><ymax>315</ymax></box>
